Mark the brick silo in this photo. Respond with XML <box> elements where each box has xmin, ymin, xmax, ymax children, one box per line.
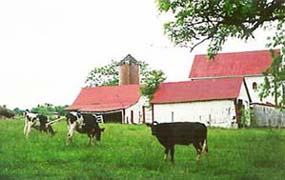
<box><xmin>119</xmin><ymin>54</ymin><xmax>140</xmax><ymax>85</ymax></box>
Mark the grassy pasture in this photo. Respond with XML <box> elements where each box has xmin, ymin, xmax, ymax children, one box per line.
<box><xmin>0</xmin><ymin>119</ymin><xmax>285</xmax><ymax>179</ymax></box>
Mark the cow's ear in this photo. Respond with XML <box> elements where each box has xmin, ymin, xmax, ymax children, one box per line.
<box><xmin>101</xmin><ymin>128</ymin><xmax>105</xmax><ymax>132</ymax></box>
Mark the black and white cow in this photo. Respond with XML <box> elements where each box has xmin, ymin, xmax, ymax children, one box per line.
<box><xmin>23</xmin><ymin>110</ymin><xmax>55</xmax><ymax>137</ymax></box>
<box><xmin>66</xmin><ymin>112</ymin><xmax>105</xmax><ymax>145</ymax></box>
<box><xmin>147</xmin><ymin>121</ymin><xmax>208</xmax><ymax>163</ymax></box>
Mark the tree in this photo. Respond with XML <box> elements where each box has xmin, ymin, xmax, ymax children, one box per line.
<box><xmin>85</xmin><ymin>60</ymin><xmax>153</xmax><ymax>87</ymax></box>
<box><xmin>157</xmin><ymin>0</ymin><xmax>285</xmax><ymax>58</ymax></box>
<box><xmin>31</xmin><ymin>104</ymin><xmax>68</xmax><ymax>117</ymax></box>
<box><xmin>260</xmin><ymin>48</ymin><xmax>285</xmax><ymax>106</ymax></box>
<box><xmin>140</xmin><ymin>70</ymin><xmax>166</xmax><ymax>104</ymax></box>
<box><xmin>85</xmin><ymin>60</ymin><xmax>119</xmax><ymax>87</ymax></box>
<box><xmin>13</xmin><ymin>107</ymin><xmax>23</xmax><ymax>115</ymax></box>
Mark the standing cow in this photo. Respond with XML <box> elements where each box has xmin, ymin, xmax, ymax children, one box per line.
<box><xmin>66</xmin><ymin>112</ymin><xmax>105</xmax><ymax>145</ymax></box>
<box><xmin>147</xmin><ymin>121</ymin><xmax>208</xmax><ymax>163</ymax></box>
<box><xmin>23</xmin><ymin>110</ymin><xmax>55</xmax><ymax>137</ymax></box>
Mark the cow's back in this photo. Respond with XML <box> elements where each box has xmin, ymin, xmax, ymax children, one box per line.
<box><xmin>82</xmin><ymin>114</ymin><xmax>99</xmax><ymax>129</ymax></box>
<box><xmin>155</xmin><ymin>122</ymin><xmax>207</xmax><ymax>145</ymax></box>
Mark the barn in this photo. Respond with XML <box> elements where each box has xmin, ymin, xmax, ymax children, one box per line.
<box><xmin>151</xmin><ymin>77</ymin><xmax>250</xmax><ymax>128</ymax></box>
<box><xmin>66</xmin><ymin>84</ymin><xmax>150</xmax><ymax>123</ymax></box>
<box><xmin>66</xmin><ymin>54</ymin><xmax>151</xmax><ymax>124</ymax></box>
<box><xmin>189</xmin><ymin>49</ymin><xmax>277</xmax><ymax>104</ymax></box>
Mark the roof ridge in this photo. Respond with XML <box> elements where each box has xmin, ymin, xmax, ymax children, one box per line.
<box><xmin>161</xmin><ymin>77</ymin><xmax>243</xmax><ymax>85</ymax></box>
<box><xmin>82</xmin><ymin>84</ymin><xmax>140</xmax><ymax>90</ymax></box>
<box><xmin>195</xmin><ymin>48</ymin><xmax>278</xmax><ymax>57</ymax></box>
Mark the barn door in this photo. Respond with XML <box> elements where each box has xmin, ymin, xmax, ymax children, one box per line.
<box><xmin>142</xmin><ymin>106</ymin><xmax>145</xmax><ymax>124</ymax></box>
<box><xmin>130</xmin><ymin>110</ymin><xmax>134</xmax><ymax>124</ymax></box>
<box><xmin>237</xmin><ymin>99</ymin><xmax>244</xmax><ymax>128</ymax></box>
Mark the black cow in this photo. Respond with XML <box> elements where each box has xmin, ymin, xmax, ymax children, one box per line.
<box><xmin>66</xmin><ymin>112</ymin><xmax>105</xmax><ymax>145</ymax></box>
<box><xmin>147</xmin><ymin>121</ymin><xmax>208</xmax><ymax>163</ymax></box>
<box><xmin>23</xmin><ymin>110</ymin><xmax>55</xmax><ymax>137</ymax></box>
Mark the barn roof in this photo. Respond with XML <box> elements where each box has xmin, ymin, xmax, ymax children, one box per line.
<box><xmin>189</xmin><ymin>49</ymin><xmax>276</xmax><ymax>79</ymax></box>
<box><xmin>66</xmin><ymin>84</ymin><xmax>141</xmax><ymax>112</ymax></box>
<box><xmin>151</xmin><ymin>77</ymin><xmax>243</xmax><ymax>104</ymax></box>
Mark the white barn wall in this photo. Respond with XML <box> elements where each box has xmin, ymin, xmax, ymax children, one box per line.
<box><xmin>153</xmin><ymin>100</ymin><xmax>238</xmax><ymax>128</ymax></box>
<box><xmin>245</xmin><ymin>76</ymin><xmax>275</xmax><ymax>104</ymax></box>
<box><xmin>125</xmin><ymin>96</ymin><xmax>151</xmax><ymax>124</ymax></box>
<box><xmin>238</xmin><ymin>81</ymin><xmax>250</xmax><ymax>109</ymax></box>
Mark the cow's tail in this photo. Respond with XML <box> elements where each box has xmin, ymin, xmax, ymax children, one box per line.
<box><xmin>202</xmin><ymin>139</ymin><xmax>208</xmax><ymax>154</ymax></box>
<box><xmin>202</xmin><ymin>125</ymin><xmax>208</xmax><ymax>154</ymax></box>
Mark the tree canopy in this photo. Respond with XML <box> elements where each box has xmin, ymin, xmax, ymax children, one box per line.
<box><xmin>140</xmin><ymin>70</ymin><xmax>166</xmax><ymax>104</ymax></box>
<box><xmin>158</xmin><ymin>0</ymin><xmax>285</xmax><ymax>58</ymax></box>
<box><xmin>85</xmin><ymin>60</ymin><xmax>152</xmax><ymax>87</ymax></box>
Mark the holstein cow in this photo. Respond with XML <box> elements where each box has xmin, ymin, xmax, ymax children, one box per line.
<box><xmin>66</xmin><ymin>112</ymin><xmax>105</xmax><ymax>145</ymax></box>
<box><xmin>23</xmin><ymin>110</ymin><xmax>56</xmax><ymax>137</ymax></box>
<box><xmin>147</xmin><ymin>121</ymin><xmax>208</xmax><ymax>163</ymax></box>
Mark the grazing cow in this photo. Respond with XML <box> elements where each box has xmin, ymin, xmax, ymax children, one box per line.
<box><xmin>23</xmin><ymin>110</ymin><xmax>55</xmax><ymax>137</ymax></box>
<box><xmin>146</xmin><ymin>121</ymin><xmax>208</xmax><ymax>163</ymax></box>
<box><xmin>66</xmin><ymin>112</ymin><xmax>105</xmax><ymax>145</ymax></box>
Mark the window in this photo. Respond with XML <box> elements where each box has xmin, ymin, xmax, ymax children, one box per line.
<box><xmin>252</xmin><ymin>82</ymin><xmax>257</xmax><ymax>90</ymax></box>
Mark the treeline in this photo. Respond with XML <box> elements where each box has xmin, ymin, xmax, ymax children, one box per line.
<box><xmin>30</xmin><ymin>104</ymin><xmax>68</xmax><ymax>117</ymax></box>
<box><xmin>0</xmin><ymin>104</ymin><xmax>68</xmax><ymax>119</ymax></box>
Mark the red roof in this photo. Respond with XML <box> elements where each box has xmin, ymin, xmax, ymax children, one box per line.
<box><xmin>66</xmin><ymin>84</ymin><xmax>141</xmax><ymax>112</ymax></box>
<box><xmin>189</xmin><ymin>50</ymin><xmax>276</xmax><ymax>78</ymax></box>
<box><xmin>151</xmin><ymin>78</ymin><xmax>243</xmax><ymax>104</ymax></box>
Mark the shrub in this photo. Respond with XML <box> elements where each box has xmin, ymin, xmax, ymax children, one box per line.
<box><xmin>0</xmin><ymin>106</ymin><xmax>15</xmax><ymax>119</ymax></box>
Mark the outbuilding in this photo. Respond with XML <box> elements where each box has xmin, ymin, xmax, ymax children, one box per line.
<box><xmin>151</xmin><ymin>77</ymin><xmax>250</xmax><ymax>128</ymax></box>
<box><xmin>66</xmin><ymin>84</ymin><xmax>149</xmax><ymax>124</ymax></box>
<box><xmin>189</xmin><ymin>49</ymin><xmax>277</xmax><ymax>104</ymax></box>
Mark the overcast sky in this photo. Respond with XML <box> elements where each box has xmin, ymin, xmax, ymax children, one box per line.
<box><xmin>0</xmin><ymin>0</ymin><xmax>274</xmax><ymax>109</ymax></box>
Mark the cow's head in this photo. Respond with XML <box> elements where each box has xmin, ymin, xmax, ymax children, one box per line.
<box><xmin>146</xmin><ymin>121</ymin><xmax>159</xmax><ymax>136</ymax></box>
<box><xmin>94</xmin><ymin>128</ymin><xmax>105</xmax><ymax>141</ymax></box>
<box><xmin>23</xmin><ymin>110</ymin><xmax>39</xmax><ymax>137</ymax></box>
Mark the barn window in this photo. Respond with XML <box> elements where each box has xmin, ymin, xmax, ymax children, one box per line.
<box><xmin>252</xmin><ymin>82</ymin><xmax>257</xmax><ymax>90</ymax></box>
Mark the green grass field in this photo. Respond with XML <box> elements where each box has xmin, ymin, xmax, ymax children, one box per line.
<box><xmin>1</xmin><ymin>119</ymin><xmax>285</xmax><ymax>179</ymax></box>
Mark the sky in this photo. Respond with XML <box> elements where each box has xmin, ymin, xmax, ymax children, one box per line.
<box><xmin>0</xmin><ymin>0</ymin><xmax>274</xmax><ymax>109</ymax></box>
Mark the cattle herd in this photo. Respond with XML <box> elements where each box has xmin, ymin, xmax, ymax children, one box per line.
<box><xmin>23</xmin><ymin>110</ymin><xmax>208</xmax><ymax>164</ymax></box>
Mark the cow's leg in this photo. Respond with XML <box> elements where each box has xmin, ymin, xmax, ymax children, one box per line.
<box><xmin>164</xmin><ymin>147</ymin><xmax>169</xmax><ymax>161</ymax></box>
<box><xmin>23</xmin><ymin>119</ymin><xmax>28</xmax><ymax>136</ymax></box>
<box><xmin>88</xmin><ymin>134</ymin><xmax>93</xmax><ymax>145</ymax></box>
<box><xmin>202</xmin><ymin>139</ymin><xmax>209</xmax><ymax>164</ymax></box>
<box><xmin>87</xmin><ymin>130</ymin><xmax>96</xmax><ymax>145</ymax></box>
<box><xmin>25</xmin><ymin>121</ymin><xmax>34</xmax><ymax>138</ymax></box>
<box><xmin>170</xmin><ymin>145</ymin><xmax>175</xmax><ymax>163</ymax></box>
<box><xmin>66</xmin><ymin>122</ymin><xmax>76</xmax><ymax>145</ymax></box>
<box><xmin>193</xmin><ymin>142</ymin><xmax>202</xmax><ymax>165</ymax></box>
<box><xmin>47</xmin><ymin>125</ymin><xmax>55</xmax><ymax>136</ymax></box>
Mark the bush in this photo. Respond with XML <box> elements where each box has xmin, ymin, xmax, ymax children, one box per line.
<box><xmin>0</xmin><ymin>106</ymin><xmax>15</xmax><ymax>119</ymax></box>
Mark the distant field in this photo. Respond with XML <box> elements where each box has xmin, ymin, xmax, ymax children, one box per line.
<box><xmin>1</xmin><ymin>118</ymin><xmax>285</xmax><ymax>179</ymax></box>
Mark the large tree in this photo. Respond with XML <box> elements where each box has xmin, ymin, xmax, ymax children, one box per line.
<box><xmin>85</xmin><ymin>60</ymin><xmax>152</xmax><ymax>87</ymax></box>
<box><xmin>158</xmin><ymin>0</ymin><xmax>285</xmax><ymax>106</ymax></box>
<box><xmin>158</xmin><ymin>0</ymin><xmax>285</xmax><ymax>58</ymax></box>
